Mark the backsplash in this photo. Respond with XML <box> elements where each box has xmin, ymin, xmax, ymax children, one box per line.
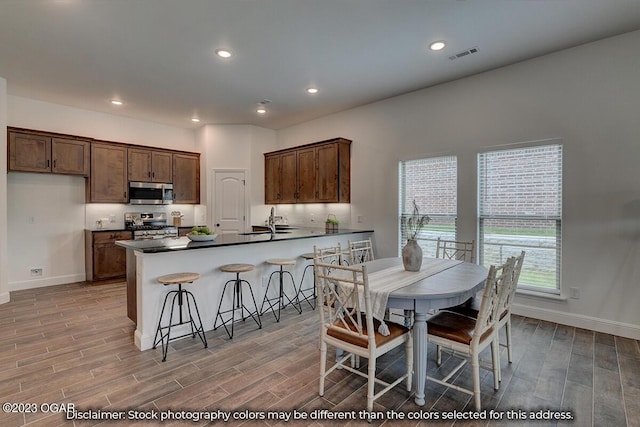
<box><xmin>263</xmin><ymin>204</ymin><xmax>352</xmax><ymax>229</ymax></box>
<box><xmin>85</xmin><ymin>204</ymin><xmax>206</xmax><ymax>230</ymax></box>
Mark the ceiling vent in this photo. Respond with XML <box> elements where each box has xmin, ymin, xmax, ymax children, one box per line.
<box><xmin>449</xmin><ymin>46</ymin><xmax>479</xmax><ymax>61</ymax></box>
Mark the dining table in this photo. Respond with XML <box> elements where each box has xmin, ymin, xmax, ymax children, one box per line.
<box><xmin>361</xmin><ymin>257</ymin><xmax>488</xmax><ymax>406</ymax></box>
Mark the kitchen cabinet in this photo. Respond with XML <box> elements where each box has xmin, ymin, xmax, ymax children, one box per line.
<box><xmin>173</xmin><ymin>153</ymin><xmax>200</xmax><ymax>204</ymax></box>
<box><xmin>8</xmin><ymin>130</ymin><xmax>90</xmax><ymax>176</ymax></box>
<box><xmin>128</xmin><ymin>148</ymin><xmax>173</xmax><ymax>183</ymax></box>
<box><xmin>85</xmin><ymin>230</ymin><xmax>132</xmax><ymax>282</ymax></box>
<box><xmin>88</xmin><ymin>143</ymin><xmax>129</xmax><ymax>203</ymax></box>
<box><xmin>264</xmin><ymin>138</ymin><xmax>351</xmax><ymax>204</ymax></box>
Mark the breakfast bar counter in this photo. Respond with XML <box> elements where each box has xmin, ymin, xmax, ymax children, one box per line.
<box><xmin>116</xmin><ymin>228</ymin><xmax>373</xmax><ymax>351</ymax></box>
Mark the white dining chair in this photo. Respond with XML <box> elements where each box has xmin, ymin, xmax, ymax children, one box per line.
<box><xmin>314</xmin><ymin>260</ymin><xmax>413</xmax><ymax>414</ymax></box>
<box><xmin>347</xmin><ymin>238</ymin><xmax>375</xmax><ymax>265</ymax></box>
<box><xmin>435</xmin><ymin>237</ymin><xmax>475</xmax><ymax>262</ymax></box>
<box><xmin>426</xmin><ymin>257</ymin><xmax>514</xmax><ymax>411</ymax></box>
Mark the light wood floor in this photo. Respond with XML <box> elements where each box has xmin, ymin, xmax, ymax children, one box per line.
<box><xmin>0</xmin><ymin>281</ymin><xmax>638</xmax><ymax>426</ymax></box>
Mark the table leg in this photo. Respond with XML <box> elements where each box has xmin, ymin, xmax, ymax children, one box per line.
<box><xmin>413</xmin><ymin>311</ymin><xmax>427</xmax><ymax>406</ymax></box>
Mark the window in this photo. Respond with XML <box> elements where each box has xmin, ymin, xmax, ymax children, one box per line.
<box><xmin>399</xmin><ymin>156</ymin><xmax>457</xmax><ymax>256</ymax></box>
<box><xmin>478</xmin><ymin>143</ymin><xmax>562</xmax><ymax>293</ymax></box>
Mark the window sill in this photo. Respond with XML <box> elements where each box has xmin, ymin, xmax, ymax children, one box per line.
<box><xmin>515</xmin><ymin>289</ymin><xmax>567</xmax><ymax>301</ymax></box>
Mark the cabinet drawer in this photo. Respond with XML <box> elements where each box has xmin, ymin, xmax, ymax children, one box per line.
<box><xmin>92</xmin><ymin>231</ymin><xmax>132</xmax><ymax>243</ymax></box>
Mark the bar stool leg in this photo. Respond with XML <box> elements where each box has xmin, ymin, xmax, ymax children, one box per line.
<box><xmin>153</xmin><ymin>283</ymin><xmax>208</xmax><ymax>362</ymax></box>
<box><xmin>214</xmin><ymin>273</ymin><xmax>262</xmax><ymax>339</ymax></box>
<box><xmin>298</xmin><ymin>262</ymin><xmax>316</xmax><ymax>310</ymax></box>
<box><xmin>261</xmin><ymin>266</ymin><xmax>301</xmax><ymax>322</ymax></box>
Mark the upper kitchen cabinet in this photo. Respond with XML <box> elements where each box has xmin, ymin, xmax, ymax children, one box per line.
<box><xmin>8</xmin><ymin>129</ymin><xmax>90</xmax><ymax>176</ymax></box>
<box><xmin>128</xmin><ymin>148</ymin><xmax>173</xmax><ymax>183</ymax></box>
<box><xmin>173</xmin><ymin>153</ymin><xmax>200</xmax><ymax>204</ymax></box>
<box><xmin>88</xmin><ymin>143</ymin><xmax>128</xmax><ymax>203</ymax></box>
<box><xmin>264</xmin><ymin>137</ymin><xmax>351</xmax><ymax>204</ymax></box>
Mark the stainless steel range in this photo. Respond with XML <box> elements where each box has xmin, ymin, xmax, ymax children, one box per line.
<box><xmin>124</xmin><ymin>212</ymin><xmax>178</xmax><ymax>240</ymax></box>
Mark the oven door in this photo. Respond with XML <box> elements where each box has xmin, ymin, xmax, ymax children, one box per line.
<box><xmin>129</xmin><ymin>182</ymin><xmax>167</xmax><ymax>205</ymax></box>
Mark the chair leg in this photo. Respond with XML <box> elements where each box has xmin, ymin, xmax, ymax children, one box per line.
<box><xmin>491</xmin><ymin>337</ymin><xmax>500</xmax><ymax>387</ymax></box>
<box><xmin>367</xmin><ymin>357</ymin><xmax>376</xmax><ymax>413</ymax></box>
<box><xmin>506</xmin><ymin>317</ymin><xmax>513</xmax><ymax>363</ymax></box>
<box><xmin>472</xmin><ymin>353</ymin><xmax>481</xmax><ymax>411</ymax></box>
<box><xmin>319</xmin><ymin>341</ymin><xmax>327</xmax><ymax>397</ymax></box>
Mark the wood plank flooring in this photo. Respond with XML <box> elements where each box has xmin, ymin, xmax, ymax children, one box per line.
<box><xmin>0</xmin><ymin>281</ymin><xmax>638</xmax><ymax>426</ymax></box>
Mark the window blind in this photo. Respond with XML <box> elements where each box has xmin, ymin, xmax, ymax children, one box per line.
<box><xmin>478</xmin><ymin>143</ymin><xmax>562</xmax><ymax>292</ymax></box>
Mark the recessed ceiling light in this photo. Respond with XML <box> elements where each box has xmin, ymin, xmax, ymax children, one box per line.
<box><xmin>111</xmin><ymin>99</ymin><xmax>123</xmax><ymax>106</ymax></box>
<box><xmin>215</xmin><ymin>49</ymin><xmax>232</xmax><ymax>58</ymax></box>
<box><xmin>256</xmin><ymin>107</ymin><xmax>267</xmax><ymax>114</ymax></box>
<box><xmin>191</xmin><ymin>118</ymin><xmax>200</xmax><ymax>123</ymax></box>
<box><xmin>306</xmin><ymin>87</ymin><xmax>319</xmax><ymax>94</ymax></box>
<box><xmin>429</xmin><ymin>41</ymin><xmax>446</xmax><ymax>51</ymax></box>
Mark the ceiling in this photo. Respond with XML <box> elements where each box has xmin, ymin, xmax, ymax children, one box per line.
<box><xmin>1</xmin><ymin>1</ymin><xmax>639</xmax><ymax>130</ymax></box>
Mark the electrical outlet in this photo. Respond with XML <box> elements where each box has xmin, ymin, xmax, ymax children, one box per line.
<box><xmin>358</xmin><ymin>215</ymin><xmax>365</xmax><ymax>223</ymax></box>
<box><xmin>30</xmin><ymin>268</ymin><xmax>43</xmax><ymax>277</ymax></box>
<box><xmin>109</xmin><ymin>214</ymin><xmax>116</xmax><ymax>223</ymax></box>
<box><xmin>310</xmin><ymin>213</ymin><xmax>315</xmax><ymax>222</ymax></box>
<box><xmin>569</xmin><ymin>287</ymin><xmax>580</xmax><ymax>299</ymax></box>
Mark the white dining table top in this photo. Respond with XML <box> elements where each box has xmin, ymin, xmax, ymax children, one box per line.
<box><xmin>363</xmin><ymin>257</ymin><xmax>488</xmax><ymax>304</ymax></box>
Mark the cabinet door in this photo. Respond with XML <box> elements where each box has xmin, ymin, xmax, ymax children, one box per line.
<box><xmin>151</xmin><ymin>151</ymin><xmax>173</xmax><ymax>183</ymax></box>
<box><xmin>264</xmin><ymin>154</ymin><xmax>281</xmax><ymax>204</ymax></box>
<box><xmin>8</xmin><ymin>131</ymin><xmax>51</xmax><ymax>173</ymax></box>
<box><xmin>51</xmin><ymin>138</ymin><xmax>90</xmax><ymax>176</ymax></box>
<box><xmin>280</xmin><ymin>151</ymin><xmax>298</xmax><ymax>203</ymax></box>
<box><xmin>296</xmin><ymin>147</ymin><xmax>317</xmax><ymax>202</ymax></box>
<box><xmin>173</xmin><ymin>153</ymin><xmax>200</xmax><ymax>204</ymax></box>
<box><xmin>93</xmin><ymin>243</ymin><xmax>127</xmax><ymax>280</ymax></box>
<box><xmin>128</xmin><ymin>148</ymin><xmax>152</xmax><ymax>181</ymax></box>
<box><xmin>90</xmin><ymin>143</ymin><xmax>128</xmax><ymax>203</ymax></box>
<box><xmin>316</xmin><ymin>143</ymin><xmax>340</xmax><ymax>202</ymax></box>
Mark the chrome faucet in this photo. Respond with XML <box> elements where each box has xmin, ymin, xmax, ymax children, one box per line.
<box><xmin>268</xmin><ymin>206</ymin><xmax>276</xmax><ymax>235</ymax></box>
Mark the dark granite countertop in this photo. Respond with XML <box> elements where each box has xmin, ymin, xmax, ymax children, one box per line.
<box><xmin>115</xmin><ymin>227</ymin><xmax>373</xmax><ymax>254</ymax></box>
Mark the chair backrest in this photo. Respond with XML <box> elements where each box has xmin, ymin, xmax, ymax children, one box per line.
<box><xmin>436</xmin><ymin>238</ymin><xmax>475</xmax><ymax>263</ymax></box>
<box><xmin>473</xmin><ymin>257</ymin><xmax>515</xmax><ymax>344</ymax></box>
<box><xmin>313</xmin><ymin>243</ymin><xmax>344</xmax><ymax>267</ymax></box>
<box><xmin>348</xmin><ymin>238</ymin><xmax>375</xmax><ymax>265</ymax></box>
<box><xmin>497</xmin><ymin>251</ymin><xmax>526</xmax><ymax>316</ymax></box>
<box><xmin>314</xmin><ymin>261</ymin><xmax>375</xmax><ymax>349</ymax></box>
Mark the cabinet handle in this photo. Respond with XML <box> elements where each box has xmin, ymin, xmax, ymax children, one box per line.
<box><xmin>47</xmin><ymin>160</ymin><xmax>50</xmax><ymax>168</ymax></box>
<box><xmin>148</xmin><ymin>171</ymin><xmax>151</xmax><ymax>178</ymax></box>
<box><xmin>152</xmin><ymin>172</ymin><xmax>155</xmax><ymax>178</ymax></box>
<box><xmin>53</xmin><ymin>160</ymin><xmax>56</xmax><ymax>168</ymax></box>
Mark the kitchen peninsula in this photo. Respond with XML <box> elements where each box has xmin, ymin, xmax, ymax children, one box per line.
<box><xmin>116</xmin><ymin>227</ymin><xmax>373</xmax><ymax>351</ymax></box>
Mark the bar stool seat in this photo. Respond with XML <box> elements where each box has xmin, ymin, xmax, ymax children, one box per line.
<box><xmin>153</xmin><ymin>272</ymin><xmax>207</xmax><ymax>362</ymax></box>
<box><xmin>297</xmin><ymin>253</ymin><xmax>317</xmax><ymax>310</ymax></box>
<box><xmin>261</xmin><ymin>258</ymin><xmax>301</xmax><ymax>322</ymax></box>
<box><xmin>214</xmin><ymin>263</ymin><xmax>262</xmax><ymax>339</ymax></box>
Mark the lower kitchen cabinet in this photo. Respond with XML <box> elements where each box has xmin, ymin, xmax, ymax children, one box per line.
<box><xmin>85</xmin><ymin>230</ymin><xmax>132</xmax><ymax>282</ymax></box>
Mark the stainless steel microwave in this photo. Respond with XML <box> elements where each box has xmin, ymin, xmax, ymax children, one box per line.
<box><xmin>129</xmin><ymin>182</ymin><xmax>174</xmax><ymax>205</ymax></box>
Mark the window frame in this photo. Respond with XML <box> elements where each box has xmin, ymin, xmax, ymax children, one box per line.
<box><xmin>477</xmin><ymin>141</ymin><xmax>563</xmax><ymax>295</ymax></box>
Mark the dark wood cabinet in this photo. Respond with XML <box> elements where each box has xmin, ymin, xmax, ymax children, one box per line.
<box><xmin>264</xmin><ymin>138</ymin><xmax>351</xmax><ymax>204</ymax></box>
<box><xmin>173</xmin><ymin>153</ymin><xmax>200</xmax><ymax>204</ymax></box>
<box><xmin>8</xmin><ymin>130</ymin><xmax>90</xmax><ymax>176</ymax></box>
<box><xmin>128</xmin><ymin>148</ymin><xmax>173</xmax><ymax>183</ymax></box>
<box><xmin>88</xmin><ymin>143</ymin><xmax>128</xmax><ymax>203</ymax></box>
<box><xmin>85</xmin><ymin>230</ymin><xmax>132</xmax><ymax>282</ymax></box>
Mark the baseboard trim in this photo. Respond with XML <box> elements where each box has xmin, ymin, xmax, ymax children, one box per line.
<box><xmin>9</xmin><ymin>274</ymin><xmax>86</xmax><ymax>291</ymax></box>
<box><xmin>0</xmin><ymin>292</ymin><xmax>9</xmax><ymax>304</ymax></box>
<box><xmin>512</xmin><ymin>303</ymin><xmax>640</xmax><ymax>340</ymax></box>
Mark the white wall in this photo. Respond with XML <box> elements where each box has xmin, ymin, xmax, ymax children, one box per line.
<box><xmin>277</xmin><ymin>31</ymin><xmax>640</xmax><ymax>339</ymax></box>
<box><xmin>0</xmin><ymin>77</ymin><xmax>8</xmax><ymax>303</ymax></box>
<box><xmin>6</xmin><ymin>96</ymin><xmax>197</xmax><ymax>290</ymax></box>
<box><xmin>196</xmin><ymin>124</ymin><xmax>277</xmax><ymax>230</ymax></box>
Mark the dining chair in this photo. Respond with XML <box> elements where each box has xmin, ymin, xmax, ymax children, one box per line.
<box><xmin>435</xmin><ymin>237</ymin><xmax>475</xmax><ymax>262</ymax></box>
<box><xmin>446</xmin><ymin>251</ymin><xmax>526</xmax><ymax>367</ymax></box>
<box><xmin>426</xmin><ymin>257</ymin><xmax>514</xmax><ymax>411</ymax></box>
<box><xmin>314</xmin><ymin>260</ymin><xmax>413</xmax><ymax>414</ymax></box>
<box><xmin>347</xmin><ymin>238</ymin><xmax>375</xmax><ymax>265</ymax></box>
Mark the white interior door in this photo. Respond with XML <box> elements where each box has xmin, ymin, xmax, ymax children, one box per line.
<box><xmin>213</xmin><ymin>170</ymin><xmax>246</xmax><ymax>235</ymax></box>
